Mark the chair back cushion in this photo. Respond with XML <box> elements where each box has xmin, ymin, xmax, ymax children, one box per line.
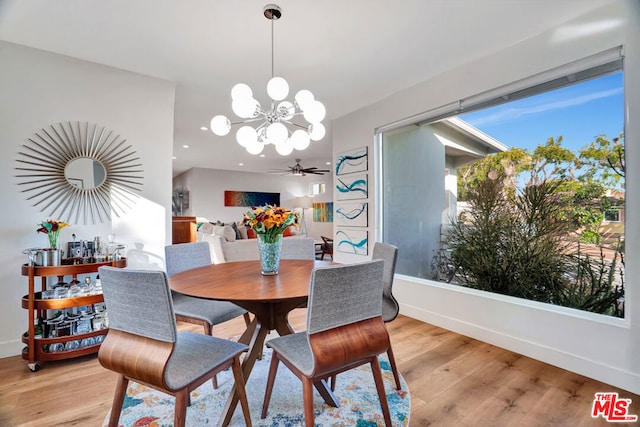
<box><xmin>165</xmin><ymin>241</ymin><xmax>211</xmax><ymax>276</ymax></box>
<box><xmin>99</xmin><ymin>267</ymin><xmax>177</xmax><ymax>343</ymax></box>
<box><xmin>307</xmin><ymin>260</ymin><xmax>384</xmax><ymax>335</ymax></box>
<box><xmin>281</xmin><ymin>238</ymin><xmax>315</xmax><ymax>260</ymax></box>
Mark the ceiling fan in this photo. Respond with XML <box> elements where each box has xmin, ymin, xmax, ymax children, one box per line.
<box><xmin>267</xmin><ymin>159</ymin><xmax>330</xmax><ymax>176</ymax></box>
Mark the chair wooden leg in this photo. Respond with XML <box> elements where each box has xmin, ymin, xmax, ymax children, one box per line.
<box><xmin>302</xmin><ymin>378</ymin><xmax>315</xmax><ymax>427</ymax></box>
<box><xmin>386</xmin><ymin>345</ymin><xmax>402</xmax><ymax>390</ymax></box>
<box><xmin>108</xmin><ymin>375</ymin><xmax>129</xmax><ymax>427</ymax></box>
<box><xmin>174</xmin><ymin>389</ymin><xmax>188</xmax><ymax>427</ymax></box>
<box><xmin>329</xmin><ymin>374</ymin><xmax>336</xmax><ymax>391</ymax></box>
<box><xmin>261</xmin><ymin>351</ymin><xmax>281</xmax><ymax>418</ymax></box>
<box><xmin>231</xmin><ymin>356</ymin><xmax>253</xmax><ymax>427</ymax></box>
<box><xmin>199</xmin><ymin>323</ymin><xmax>220</xmax><ymax>389</ymax></box>
<box><xmin>370</xmin><ymin>357</ymin><xmax>393</xmax><ymax>427</ymax></box>
<box><xmin>243</xmin><ymin>312</ymin><xmax>251</xmax><ymax>327</ymax></box>
<box><xmin>203</xmin><ymin>322</ymin><xmax>212</xmax><ymax>336</ymax></box>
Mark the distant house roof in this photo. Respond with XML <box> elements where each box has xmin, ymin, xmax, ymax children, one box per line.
<box><xmin>441</xmin><ymin>117</ymin><xmax>509</xmax><ymax>153</ymax></box>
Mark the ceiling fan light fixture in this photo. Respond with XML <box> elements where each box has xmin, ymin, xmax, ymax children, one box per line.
<box><xmin>210</xmin><ymin>4</ymin><xmax>326</xmax><ymax>156</ymax></box>
<box><xmin>267</xmin><ymin>158</ymin><xmax>330</xmax><ymax>176</ymax></box>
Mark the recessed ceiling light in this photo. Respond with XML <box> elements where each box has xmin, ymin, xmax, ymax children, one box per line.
<box><xmin>325</xmin><ymin>161</ymin><xmax>331</xmax><ymax>165</ymax></box>
<box><xmin>259</xmin><ymin>154</ymin><xmax>265</xmax><ymax>158</ymax></box>
<box><xmin>200</xmin><ymin>126</ymin><xmax>208</xmax><ymax>131</ymax></box>
<box><xmin>238</xmin><ymin>163</ymin><xmax>244</xmax><ymax>166</ymax></box>
<box><xmin>172</xmin><ymin>156</ymin><xmax>176</xmax><ymax>160</ymax></box>
<box><xmin>182</xmin><ymin>144</ymin><xmax>189</xmax><ymax>148</ymax></box>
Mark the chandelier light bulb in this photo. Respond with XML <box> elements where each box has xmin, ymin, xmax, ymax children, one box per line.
<box><xmin>210</xmin><ymin>115</ymin><xmax>231</xmax><ymax>136</ymax></box>
<box><xmin>295</xmin><ymin>89</ymin><xmax>314</xmax><ymax>110</ymax></box>
<box><xmin>291</xmin><ymin>129</ymin><xmax>311</xmax><ymax>150</ymax></box>
<box><xmin>275</xmin><ymin>139</ymin><xmax>294</xmax><ymax>156</ymax></box>
<box><xmin>231</xmin><ymin>83</ymin><xmax>253</xmax><ymax>100</ymax></box>
<box><xmin>246</xmin><ymin>141</ymin><xmax>265</xmax><ymax>155</ymax></box>
<box><xmin>309</xmin><ymin>123</ymin><xmax>326</xmax><ymax>141</ymax></box>
<box><xmin>266</xmin><ymin>122</ymin><xmax>288</xmax><ymax>145</ymax></box>
<box><xmin>267</xmin><ymin>77</ymin><xmax>289</xmax><ymax>101</ymax></box>
<box><xmin>303</xmin><ymin>100</ymin><xmax>326</xmax><ymax>124</ymax></box>
<box><xmin>276</xmin><ymin>101</ymin><xmax>294</xmax><ymax>120</ymax></box>
<box><xmin>232</xmin><ymin>98</ymin><xmax>260</xmax><ymax>119</ymax></box>
<box><xmin>236</xmin><ymin>126</ymin><xmax>258</xmax><ymax>147</ymax></box>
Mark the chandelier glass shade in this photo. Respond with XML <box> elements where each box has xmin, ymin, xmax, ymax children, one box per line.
<box><xmin>210</xmin><ymin>4</ymin><xmax>326</xmax><ymax>156</ymax></box>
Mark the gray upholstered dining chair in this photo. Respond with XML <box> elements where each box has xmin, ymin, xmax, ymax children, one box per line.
<box><xmin>260</xmin><ymin>260</ymin><xmax>393</xmax><ymax>427</ymax></box>
<box><xmin>328</xmin><ymin>241</ymin><xmax>402</xmax><ymax>392</ymax></box>
<box><xmin>97</xmin><ymin>267</ymin><xmax>252</xmax><ymax>427</ymax></box>
<box><xmin>280</xmin><ymin>237</ymin><xmax>316</xmax><ymax>260</ymax></box>
<box><xmin>165</xmin><ymin>242</ymin><xmax>250</xmax><ymax>336</ymax></box>
<box><xmin>372</xmin><ymin>241</ymin><xmax>401</xmax><ymax>390</ymax></box>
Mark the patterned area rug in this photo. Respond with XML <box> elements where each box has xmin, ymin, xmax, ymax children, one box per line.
<box><xmin>103</xmin><ymin>348</ymin><xmax>410</xmax><ymax>426</ymax></box>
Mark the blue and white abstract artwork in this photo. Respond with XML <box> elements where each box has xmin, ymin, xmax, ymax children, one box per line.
<box><xmin>335</xmin><ymin>146</ymin><xmax>368</xmax><ymax>175</ymax></box>
<box><xmin>336</xmin><ymin>174</ymin><xmax>368</xmax><ymax>200</ymax></box>
<box><xmin>335</xmin><ymin>202</ymin><xmax>368</xmax><ymax>227</ymax></box>
<box><xmin>336</xmin><ymin>229</ymin><xmax>368</xmax><ymax>255</ymax></box>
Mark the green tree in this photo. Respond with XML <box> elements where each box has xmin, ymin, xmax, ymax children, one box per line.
<box><xmin>579</xmin><ymin>133</ymin><xmax>625</xmax><ymax>186</ymax></box>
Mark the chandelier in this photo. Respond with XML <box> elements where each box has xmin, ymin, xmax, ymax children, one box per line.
<box><xmin>210</xmin><ymin>4</ymin><xmax>326</xmax><ymax>156</ymax></box>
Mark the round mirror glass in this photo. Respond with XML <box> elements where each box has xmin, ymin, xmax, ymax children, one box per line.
<box><xmin>64</xmin><ymin>157</ymin><xmax>106</xmax><ymax>190</ymax></box>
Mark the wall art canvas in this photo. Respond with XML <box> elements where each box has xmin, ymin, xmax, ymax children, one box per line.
<box><xmin>224</xmin><ymin>190</ymin><xmax>280</xmax><ymax>207</ymax></box>
<box><xmin>312</xmin><ymin>202</ymin><xmax>333</xmax><ymax>222</ymax></box>
<box><xmin>336</xmin><ymin>229</ymin><xmax>368</xmax><ymax>255</ymax></box>
<box><xmin>336</xmin><ymin>174</ymin><xmax>368</xmax><ymax>200</ymax></box>
<box><xmin>335</xmin><ymin>146</ymin><xmax>368</xmax><ymax>175</ymax></box>
<box><xmin>335</xmin><ymin>202</ymin><xmax>368</xmax><ymax>227</ymax></box>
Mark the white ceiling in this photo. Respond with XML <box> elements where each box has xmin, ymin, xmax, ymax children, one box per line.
<box><xmin>0</xmin><ymin>0</ymin><xmax>611</xmax><ymax>176</ymax></box>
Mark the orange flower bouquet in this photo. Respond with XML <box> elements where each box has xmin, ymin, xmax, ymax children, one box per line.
<box><xmin>243</xmin><ymin>205</ymin><xmax>299</xmax><ymax>243</ymax></box>
<box><xmin>36</xmin><ymin>220</ymin><xmax>69</xmax><ymax>249</ymax></box>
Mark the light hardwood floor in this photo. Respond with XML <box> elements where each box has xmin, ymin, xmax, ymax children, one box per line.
<box><xmin>1</xmin><ymin>311</ymin><xmax>637</xmax><ymax>426</ymax></box>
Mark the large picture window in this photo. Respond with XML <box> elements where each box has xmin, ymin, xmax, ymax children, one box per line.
<box><xmin>381</xmin><ymin>49</ymin><xmax>625</xmax><ymax>317</ymax></box>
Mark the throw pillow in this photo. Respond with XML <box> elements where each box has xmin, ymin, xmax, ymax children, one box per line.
<box><xmin>223</xmin><ymin>224</ymin><xmax>236</xmax><ymax>242</ymax></box>
<box><xmin>236</xmin><ymin>222</ymin><xmax>248</xmax><ymax>239</ymax></box>
<box><xmin>199</xmin><ymin>222</ymin><xmax>215</xmax><ymax>234</ymax></box>
<box><xmin>246</xmin><ymin>228</ymin><xmax>257</xmax><ymax>239</ymax></box>
<box><xmin>231</xmin><ymin>222</ymin><xmax>242</xmax><ymax>240</ymax></box>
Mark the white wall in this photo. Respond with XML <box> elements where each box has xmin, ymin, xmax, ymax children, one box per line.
<box><xmin>173</xmin><ymin>167</ymin><xmax>333</xmax><ymax>240</ymax></box>
<box><xmin>0</xmin><ymin>42</ymin><xmax>175</xmax><ymax>357</ymax></box>
<box><xmin>333</xmin><ymin>1</ymin><xmax>640</xmax><ymax>394</ymax></box>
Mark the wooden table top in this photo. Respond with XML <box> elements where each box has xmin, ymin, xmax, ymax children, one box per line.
<box><xmin>169</xmin><ymin>259</ymin><xmax>332</xmax><ymax>302</ymax></box>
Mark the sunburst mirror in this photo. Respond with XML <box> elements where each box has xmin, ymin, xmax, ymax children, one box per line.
<box><xmin>15</xmin><ymin>121</ymin><xmax>144</xmax><ymax>224</ymax></box>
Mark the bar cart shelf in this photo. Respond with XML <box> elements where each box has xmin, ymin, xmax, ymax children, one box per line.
<box><xmin>20</xmin><ymin>259</ymin><xmax>126</xmax><ymax>371</ymax></box>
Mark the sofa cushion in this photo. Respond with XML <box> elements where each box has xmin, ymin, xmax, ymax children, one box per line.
<box><xmin>236</xmin><ymin>222</ymin><xmax>248</xmax><ymax>239</ymax></box>
<box><xmin>231</xmin><ymin>222</ymin><xmax>242</xmax><ymax>240</ymax></box>
<box><xmin>223</xmin><ymin>224</ymin><xmax>236</xmax><ymax>242</ymax></box>
<box><xmin>199</xmin><ymin>222</ymin><xmax>215</xmax><ymax>234</ymax></box>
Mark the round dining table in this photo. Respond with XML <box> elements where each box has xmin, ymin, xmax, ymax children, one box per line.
<box><xmin>169</xmin><ymin>259</ymin><xmax>337</xmax><ymax>425</ymax></box>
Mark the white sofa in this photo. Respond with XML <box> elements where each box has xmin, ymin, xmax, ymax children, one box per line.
<box><xmin>199</xmin><ymin>233</ymin><xmax>315</xmax><ymax>264</ymax></box>
<box><xmin>199</xmin><ymin>234</ymin><xmax>258</xmax><ymax>264</ymax></box>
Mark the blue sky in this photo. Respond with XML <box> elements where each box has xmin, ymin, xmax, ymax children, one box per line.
<box><xmin>459</xmin><ymin>72</ymin><xmax>624</xmax><ymax>153</ymax></box>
